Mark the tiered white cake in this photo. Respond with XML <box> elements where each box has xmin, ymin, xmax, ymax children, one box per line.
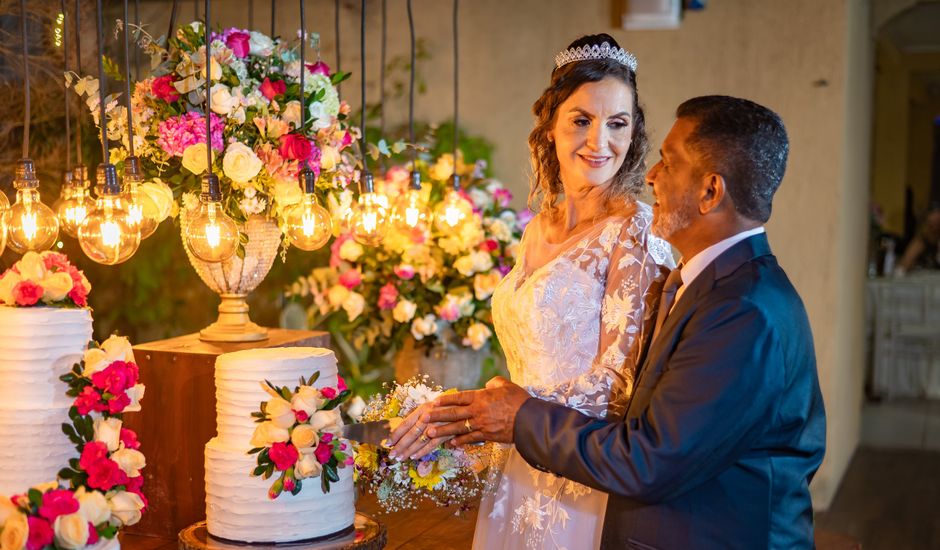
<box><xmin>205</xmin><ymin>347</ymin><xmax>355</xmax><ymax>543</ymax></box>
<box><xmin>0</xmin><ymin>306</ymin><xmax>93</xmax><ymax>496</ymax></box>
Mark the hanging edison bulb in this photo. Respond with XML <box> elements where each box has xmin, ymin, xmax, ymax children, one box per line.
<box><xmin>0</xmin><ymin>186</ymin><xmax>9</xmax><ymax>256</ymax></box>
<box><xmin>122</xmin><ymin>156</ymin><xmax>160</xmax><ymax>239</ymax></box>
<box><xmin>348</xmin><ymin>173</ymin><xmax>388</xmax><ymax>246</ymax></box>
<box><xmin>56</xmin><ymin>165</ymin><xmax>95</xmax><ymax>238</ymax></box>
<box><xmin>185</xmin><ymin>173</ymin><xmax>239</xmax><ymax>262</ymax></box>
<box><xmin>53</xmin><ymin>170</ymin><xmax>74</xmax><ymax>217</ymax></box>
<box><xmin>285</xmin><ymin>168</ymin><xmax>333</xmax><ymax>251</ymax></box>
<box><xmin>5</xmin><ymin>160</ymin><xmax>60</xmax><ymax>254</ymax></box>
<box><xmin>77</xmin><ymin>164</ymin><xmax>140</xmax><ymax>265</ymax></box>
<box><xmin>390</xmin><ymin>170</ymin><xmax>431</xmax><ymax>231</ymax></box>
<box><xmin>433</xmin><ymin>174</ymin><xmax>474</xmax><ymax>236</ymax></box>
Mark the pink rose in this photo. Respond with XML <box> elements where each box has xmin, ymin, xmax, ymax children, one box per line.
<box><xmin>278</xmin><ymin>133</ymin><xmax>318</xmax><ymax>162</ymax></box>
<box><xmin>38</xmin><ymin>489</ymin><xmax>80</xmax><ymax>521</ymax></box>
<box><xmin>225</xmin><ymin>31</ymin><xmax>250</xmax><ymax>58</ymax></box>
<box><xmin>439</xmin><ymin>302</ymin><xmax>460</xmax><ymax>322</ymax></box>
<box><xmin>87</xmin><ymin>522</ymin><xmax>99</xmax><ymax>545</ymax></box>
<box><xmin>336</xmin><ymin>375</ymin><xmax>347</xmax><ymax>393</ymax></box>
<box><xmin>151</xmin><ymin>75</ymin><xmax>180</xmax><ymax>103</ymax></box>
<box><xmin>377</xmin><ymin>283</ymin><xmax>398</xmax><ymax>310</ymax></box>
<box><xmin>120</xmin><ymin>428</ymin><xmax>141</xmax><ymax>450</ymax></box>
<box><xmin>268</xmin><ymin>442</ymin><xmax>299</xmax><ymax>471</ymax></box>
<box><xmin>294</xmin><ymin>410</ymin><xmax>309</xmax><ymax>423</ymax></box>
<box><xmin>260</xmin><ymin>77</ymin><xmax>287</xmax><ymax>100</ymax></box>
<box><xmin>86</xmin><ymin>458</ymin><xmax>129</xmax><ymax>491</ymax></box>
<box><xmin>126</xmin><ymin>475</ymin><xmax>148</xmax><ymax>511</ymax></box>
<box><xmin>338</xmin><ymin>270</ymin><xmax>361</xmax><ymax>290</ymax></box>
<box><xmin>91</xmin><ymin>361</ymin><xmax>132</xmax><ymax>394</ymax></box>
<box><xmin>321</xmin><ymin>387</ymin><xmax>337</xmax><ymax>399</ymax></box>
<box><xmin>493</xmin><ymin>188</ymin><xmax>513</xmax><ymax>208</ymax></box>
<box><xmin>68</xmin><ymin>284</ymin><xmax>88</xmax><ymax>307</ymax></box>
<box><xmin>394</xmin><ymin>265</ymin><xmax>415</xmax><ymax>280</ymax></box>
<box><xmin>74</xmin><ymin>386</ymin><xmax>106</xmax><ymax>415</ymax></box>
<box><xmin>306</xmin><ymin>60</ymin><xmax>331</xmax><ymax>75</ymax></box>
<box><xmin>26</xmin><ymin>517</ymin><xmax>54</xmax><ymax>550</ymax></box>
<box><xmin>13</xmin><ymin>280</ymin><xmax>43</xmax><ymax>306</ymax></box>
<box><xmin>107</xmin><ymin>392</ymin><xmax>131</xmax><ymax>414</ymax></box>
<box><xmin>314</xmin><ymin>440</ymin><xmax>332</xmax><ymax>464</ymax></box>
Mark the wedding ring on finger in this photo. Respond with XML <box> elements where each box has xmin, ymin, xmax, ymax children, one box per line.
<box><xmin>464</xmin><ymin>419</ymin><xmax>473</xmax><ymax>433</ymax></box>
<box><xmin>419</xmin><ymin>433</ymin><xmax>429</xmax><ymax>443</ymax></box>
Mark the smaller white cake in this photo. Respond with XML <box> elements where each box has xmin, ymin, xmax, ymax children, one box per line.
<box><xmin>204</xmin><ymin>347</ymin><xmax>355</xmax><ymax>544</ymax></box>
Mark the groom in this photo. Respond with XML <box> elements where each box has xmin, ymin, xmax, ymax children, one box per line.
<box><xmin>418</xmin><ymin>96</ymin><xmax>826</xmax><ymax>549</ymax></box>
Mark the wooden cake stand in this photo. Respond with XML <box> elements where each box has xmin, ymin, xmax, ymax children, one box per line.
<box><xmin>178</xmin><ymin>512</ymin><xmax>386</xmax><ymax>550</ymax></box>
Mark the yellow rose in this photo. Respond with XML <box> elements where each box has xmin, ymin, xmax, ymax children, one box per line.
<box><xmin>291</xmin><ymin>386</ymin><xmax>324</xmax><ymax>417</ymax></box>
<box><xmin>182</xmin><ymin>143</ymin><xmax>213</xmax><ymax>175</ymax></box>
<box><xmin>0</xmin><ymin>496</ymin><xmax>17</xmax><ymax>528</ymax></box>
<box><xmin>281</xmin><ymin>100</ymin><xmax>302</xmax><ymax>128</ymax></box>
<box><xmin>250</xmin><ymin>421</ymin><xmax>290</xmax><ymax>448</ymax></box>
<box><xmin>342</xmin><ymin>292</ymin><xmax>365</xmax><ymax>322</ymax></box>
<box><xmin>139</xmin><ymin>180</ymin><xmax>174</xmax><ymax>222</ymax></box>
<box><xmin>308</xmin><ymin>408</ymin><xmax>342</xmax><ymax>434</ymax></box>
<box><xmin>0</xmin><ymin>512</ymin><xmax>29</xmax><ymax>550</ymax></box>
<box><xmin>107</xmin><ymin>490</ymin><xmax>144</xmax><ymax>527</ymax></box>
<box><xmin>222</xmin><ymin>142</ymin><xmax>263</xmax><ymax>184</ymax></box>
<box><xmin>266</xmin><ymin>396</ymin><xmax>296</xmax><ymax>429</ymax></box>
<box><xmin>295</xmin><ymin>449</ymin><xmax>323</xmax><ymax>479</ymax></box>
<box><xmin>273</xmin><ymin>181</ymin><xmax>303</xmax><ymax>209</ymax></box>
<box><xmin>326</xmin><ymin>285</ymin><xmax>349</xmax><ymax>308</ymax></box>
<box><xmin>111</xmin><ymin>447</ymin><xmax>146</xmax><ymax>477</ymax></box>
<box><xmin>0</xmin><ymin>271</ymin><xmax>23</xmax><ymax>305</ymax></box>
<box><xmin>53</xmin><ymin>512</ymin><xmax>89</xmax><ymax>549</ymax></box>
<box><xmin>41</xmin><ymin>271</ymin><xmax>74</xmax><ymax>303</ymax></box>
<box><xmin>17</xmin><ymin>252</ymin><xmax>46</xmax><ymax>281</ymax></box>
<box><xmin>290</xmin><ymin>424</ymin><xmax>319</xmax><ymax>449</ymax></box>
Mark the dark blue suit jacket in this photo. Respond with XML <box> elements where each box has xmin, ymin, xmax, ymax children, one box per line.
<box><xmin>514</xmin><ymin>233</ymin><xmax>826</xmax><ymax>549</ymax></box>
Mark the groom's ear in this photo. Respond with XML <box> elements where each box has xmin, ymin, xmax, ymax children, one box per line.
<box><xmin>698</xmin><ymin>173</ymin><xmax>727</xmax><ymax>215</ymax></box>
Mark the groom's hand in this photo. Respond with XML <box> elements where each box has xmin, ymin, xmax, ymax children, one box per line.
<box><xmin>424</xmin><ymin>376</ymin><xmax>531</xmax><ymax>446</ymax></box>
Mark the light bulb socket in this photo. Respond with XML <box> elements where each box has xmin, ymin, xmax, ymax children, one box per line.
<box><xmin>409</xmin><ymin>170</ymin><xmax>422</xmax><ymax>190</ymax></box>
<box><xmin>73</xmin><ymin>165</ymin><xmax>90</xmax><ymax>189</ymax></box>
<box><xmin>360</xmin><ymin>171</ymin><xmax>375</xmax><ymax>194</ymax></box>
<box><xmin>451</xmin><ymin>173</ymin><xmax>462</xmax><ymax>192</ymax></box>
<box><xmin>300</xmin><ymin>168</ymin><xmax>317</xmax><ymax>195</ymax></box>
<box><xmin>124</xmin><ymin>156</ymin><xmax>143</xmax><ymax>181</ymax></box>
<box><xmin>13</xmin><ymin>159</ymin><xmax>39</xmax><ymax>190</ymax></box>
<box><xmin>97</xmin><ymin>164</ymin><xmax>121</xmax><ymax>196</ymax></box>
<box><xmin>62</xmin><ymin>170</ymin><xmax>75</xmax><ymax>188</ymax></box>
<box><xmin>201</xmin><ymin>173</ymin><xmax>222</xmax><ymax>203</ymax></box>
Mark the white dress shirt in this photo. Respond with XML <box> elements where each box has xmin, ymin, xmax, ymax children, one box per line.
<box><xmin>674</xmin><ymin>226</ymin><xmax>766</xmax><ymax>304</ymax></box>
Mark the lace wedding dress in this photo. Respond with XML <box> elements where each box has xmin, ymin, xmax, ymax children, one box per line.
<box><xmin>473</xmin><ymin>201</ymin><xmax>673</xmax><ymax>550</ymax></box>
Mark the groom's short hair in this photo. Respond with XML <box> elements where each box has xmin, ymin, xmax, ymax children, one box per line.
<box><xmin>676</xmin><ymin>96</ymin><xmax>789</xmax><ymax>223</ymax></box>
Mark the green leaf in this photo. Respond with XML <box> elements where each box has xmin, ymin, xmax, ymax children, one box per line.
<box><xmin>58</xmin><ymin>467</ymin><xmax>75</xmax><ymax>479</ymax></box>
<box><xmin>28</xmin><ymin>488</ymin><xmax>42</xmax><ymax>509</ymax></box>
<box><xmin>252</xmin><ymin>465</ymin><xmax>267</xmax><ymax>476</ymax></box>
<box><xmin>391</xmin><ymin>140</ymin><xmax>407</xmax><ymax>154</ymax></box>
<box><xmin>248</xmin><ymin>447</ymin><xmax>264</xmax><ymax>455</ymax></box>
<box><xmin>322</xmin><ymin>389</ymin><xmax>352</xmax><ymax>410</ymax></box>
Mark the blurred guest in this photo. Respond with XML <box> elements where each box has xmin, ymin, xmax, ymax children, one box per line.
<box><xmin>896</xmin><ymin>204</ymin><xmax>940</xmax><ymax>274</ymax></box>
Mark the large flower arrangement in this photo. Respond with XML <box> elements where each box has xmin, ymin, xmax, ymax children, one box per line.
<box><xmin>0</xmin><ymin>334</ymin><xmax>147</xmax><ymax>549</ymax></box>
<box><xmin>0</xmin><ymin>252</ymin><xmax>91</xmax><ymax>308</ymax></box>
<box><xmin>248</xmin><ymin>373</ymin><xmax>353</xmax><ymax>498</ymax></box>
<box><xmin>286</xmin><ymin>148</ymin><xmax>531</xmax><ymax>384</ymax></box>
<box><xmin>69</xmin><ymin>22</ymin><xmax>356</xmax><ymax>250</ymax></box>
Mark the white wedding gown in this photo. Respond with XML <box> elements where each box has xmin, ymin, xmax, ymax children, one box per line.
<box><xmin>473</xmin><ymin>201</ymin><xmax>673</xmax><ymax>550</ymax></box>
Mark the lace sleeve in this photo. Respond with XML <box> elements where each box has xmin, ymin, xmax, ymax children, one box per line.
<box><xmin>527</xmin><ymin>209</ymin><xmax>674</xmax><ymax>419</ymax></box>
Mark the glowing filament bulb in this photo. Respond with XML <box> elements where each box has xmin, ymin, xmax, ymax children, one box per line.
<box><xmin>100</xmin><ymin>219</ymin><xmax>122</xmax><ymax>248</ymax></box>
<box><xmin>20</xmin><ymin>210</ymin><xmax>38</xmax><ymax>241</ymax></box>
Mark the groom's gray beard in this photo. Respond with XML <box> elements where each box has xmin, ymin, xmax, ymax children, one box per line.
<box><xmin>652</xmin><ymin>201</ymin><xmax>694</xmax><ymax>240</ymax></box>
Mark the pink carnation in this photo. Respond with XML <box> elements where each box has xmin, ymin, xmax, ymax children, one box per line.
<box><xmin>480</xmin><ymin>239</ymin><xmax>499</xmax><ymax>253</ymax></box>
<box><xmin>68</xmin><ymin>284</ymin><xmax>88</xmax><ymax>307</ymax></box>
<box><xmin>151</xmin><ymin>75</ymin><xmax>180</xmax><ymax>103</ymax></box>
<box><xmin>86</xmin><ymin>458</ymin><xmax>129</xmax><ymax>491</ymax></box>
<box><xmin>336</xmin><ymin>375</ymin><xmax>347</xmax><ymax>393</ymax></box>
<box><xmin>74</xmin><ymin>386</ymin><xmax>106</xmax><ymax>415</ymax></box>
<box><xmin>79</xmin><ymin>441</ymin><xmax>109</xmax><ymax>471</ymax></box>
<box><xmin>12</xmin><ymin>280</ymin><xmax>43</xmax><ymax>306</ymax></box>
<box><xmin>493</xmin><ymin>188</ymin><xmax>513</xmax><ymax>208</ymax></box>
<box><xmin>321</xmin><ymin>387</ymin><xmax>337</xmax><ymax>399</ymax></box>
<box><xmin>41</xmin><ymin>252</ymin><xmax>71</xmax><ymax>272</ymax></box>
<box><xmin>377</xmin><ymin>283</ymin><xmax>398</xmax><ymax>310</ymax></box>
<box><xmin>260</xmin><ymin>77</ymin><xmax>287</xmax><ymax>100</ymax></box>
<box><xmin>268</xmin><ymin>442</ymin><xmax>299</xmax><ymax>471</ymax></box>
<box><xmin>120</xmin><ymin>428</ymin><xmax>141</xmax><ymax>450</ymax></box>
<box><xmin>438</xmin><ymin>302</ymin><xmax>460</xmax><ymax>322</ymax></box>
<box><xmin>394</xmin><ymin>265</ymin><xmax>415</xmax><ymax>280</ymax></box>
<box><xmin>126</xmin><ymin>475</ymin><xmax>148</xmax><ymax>511</ymax></box>
<box><xmin>26</xmin><ymin>517</ymin><xmax>54</xmax><ymax>550</ymax></box>
<box><xmin>314</xmin><ymin>439</ymin><xmax>333</xmax><ymax>464</ymax></box>
<box><xmin>225</xmin><ymin>31</ymin><xmax>250</xmax><ymax>58</ymax></box>
<box><xmin>91</xmin><ymin>360</ymin><xmax>135</xmax><ymax>395</ymax></box>
<box><xmin>294</xmin><ymin>409</ymin><xmax>309</xmax><ymax>423</ymax></box>
<box><xmin>338</xmin><ymin>270</ymin><xmax>361</xmax><ymax>289</ymax></box>
<box><xmin>38</xmin><ymin>489</ymin><xmax>80</xmax><ymax>522</ymax></box>
<box><xmin>107</xmin><ymin>392</ymin><xmax>131</xmax><ymax>415</ymax></box>
<box><xmin>156</xmin><ymin>112</ymin><xmax>224</xmax><ymax>157</ymax></box>
<box><xmin>87</xmin><ymin>522</ymin><xmax>99</xmax><ymax>545</ymax></box>
<box><xmin>306</xmin><ymin>60</ymin><xmax>331</xmax><ymax>75</ymax></box>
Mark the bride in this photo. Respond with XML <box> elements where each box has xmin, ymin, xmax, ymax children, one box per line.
<box><xmin>390</xmin><ymin>33</ymin><xmax>673</xmax><ymax>549</ymax></box>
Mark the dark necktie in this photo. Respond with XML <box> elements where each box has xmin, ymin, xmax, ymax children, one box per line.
<box><xmin>651</xmin><ymin>266</ymin><xmax>683</xmax><ymax>344</ymax></box>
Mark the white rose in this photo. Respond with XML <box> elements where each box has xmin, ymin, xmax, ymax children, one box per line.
<box><xmin>291</xmin><ymin>386</ymin><xmax>324</xmax><ymax>416</ymax></box>
<box><xmin>338</xmin><ymin>239</ymin><xmax>364</xmax><ymax>262</ymax></box>
<box><xmin>107</xmin><ymin>491</ymin><xmax>144</xmax><ymax>527</ymax></box>
<box><xmin>266</xmin><ymin>396</ymin><xmax>296</xmax><ymax>429</ymax></box>
<box><xmin>488</xmin><ymin>219</ymin><xmax>512</xmax><ymax>242</ymax></box>
<box><xmin>111</xmin><ymin>448</ymin><xmax>146</xmax><ymax>477</ymax></box>
<box><xmin>75</xmin><ymin>487</ymin><xmax>111</xmax><ymax>526</ymax></box>
<box><xmin>209</xmin><ymin>84</ymin><xmax>239</xmax><ymax>116</ymax></box>
<box><xmin>468</xmin><ymin>188</ymin><xmax>493</xmax><ymax>210</ymax></box>
<box><xmin>319</xmin><ymin>145</ymin><xmax>341</xmax><ymax>171</ymax></box>
<box><xmin>392</xmin><ymin>299</ymin><xmax>417</xmax><ymax>323</ymax></box>
<box><xmin>472</xmin><ymin>251</ymin><xmax>495</xmax><ymax>273</ymax></box>
<box><xmin>326</xmin><ymin>285</ymin><xmax>350</xmax><ymax>308</ymax></box>
<box><xmin>94</xmin><ymin>417</ymin><xmax>123</xmax><ymax>452</ymax></box>
<box><xmin>308</xmin><ymin>408</ymin><xmax>343</xmax><ymax>433</ymax></box>
<box><xmin>411</xmin><ymin>314</ymin><xmax>438</xmax><ymax>341</ymax></box>
<box><xmin>222</xmin><ymin>142</ymin><xmax>263</xmax><ymax>184</ymax></box>
<box><xmin>250</xmin><ymin>421</ymin><xmax>290</xmax><ymax>448</ymax></box>
<box><xmin>307</xmin><ymin>102</ymin><xmax>331</xmax><ymax>130</ymax></box>
<box><xmin>295</xmin><ymin>449</ymin><xmax>323</xmax><ymax>479</ymax></box>
<box><xmin>0</xmin><ymin>511</ymin><xmax>28</xmax><ymax>550</ymax></box>
<box><xmin>139</xmin><ymin>180</ymin><xmax>174</xmax><ymax>222</ymax></box>
<box><xmin>342</xmin><ymin>292</ymin><xmax>365</xmax><ymax>322</ymax></box>
<box><xmin>248</xmin><ymin>31</ymin><xmax>275</xmax><ymax>56</ymax></box>
<box><xmin>53</xmin><ymin>512</ymin><xmax>89</xmax><ymax>549</ymax></box>
<box><xmin>40</xmin><ymin>271</ymin><xmax>73</xmax><ymax>303</ymax></box>
<box><xmin>464</xmin><ymin>322</ymin><xmax>492</xmax><ymax>351</ymax></box>
<box><xmin>182</xmin><ymin>143</ymin><xmax>211</xmax><ymax>174</ymax></box>
<box><xmin>82</xmin><ymin>336</ymin><xmax>135</xmax><ymax>377</ymax></box>
<box><xmin>290</xmin><ymin>424</ymin><xmax>319</xmax><ymax>449</ymax></box>
<box><xmin>282</xmin><ymin>100</ymin><xmax>302</xmax><ymax>128</ymax></box>
<box><xmin>453</xmin><ymin>255</ymin><xmax>475</xmax><ymax>277</ymax></box>
<box><xmin>0</xmin><ymin>271</ymin><xmax>22</xmax><ymax>305</ymax></box>
<box><xmin>124</xmin><ymin>384</ymin><xmax>146</xmax><ymax>413</ymax></box>
<box><xmin>345</xmin><ymin>395</ymin><xmax>367</xmax><ymax>422</ymax></box>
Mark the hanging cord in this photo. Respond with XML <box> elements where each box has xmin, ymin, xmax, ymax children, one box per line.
<box><xmin>379</xmin><ymin>0</ymin><xmax>386</xmax><ymax>137</ymax></box>
<box><xmin>123</xmin><ymin>0</ymin><xmax>136</xmax><ymax>158</ymax></box>
<box><xmin>193</xmin><ymin>0</ymin><xmax>199</xmax><ymax>21</ymax></box>
<box><xmin>96</xmin><ymin>0</ymin><xmax>108</xmax><ymax>162</ymax></box>
<box><xmin>134</xmin><ymin>0</ymin><xmax>140</xmax><ymax>80</ymax></box>
<box><xmin>359</xmin><ymin>0</ymin><xmax>367</xmax><ymax>174</ymax></box>
<box><xmin>20</xmin><ymin>0</ymin><xmax>30</xmax><ymax>158</ymax></box>
<box><xmin>299</xmin><ymin>0</ymin><xmax>307</xmax><ymax>174</ymax></box>
<box><xmin>168</xmin><ymin>0</ymin><xmax>179</xmax><ymax>46</ymax></box>
<box><xmin>204</xmin><ymin>0</ymin><xmax>212</xmax><ymax>174</ymax></box>
<box><xmin>270</xmin><ymin>0</ymin><xmax>275</xmax><ymax>38</ymax></box>
<box><xmin>335</xmin><ymin>0</ymin><xmax>341</xmax><ymax>91</ymax></box>
<box><xmin>248</xmin><ymin>0</ymin><xmax>254</xmax><ymax>29</ymax></box>
<box><xmin>62</xmin><ymin>0</ymin><xmax>71</xmax><ymax>170</ymax></box>
<box><xmin>452</xmin><ymin>0</ymin><xmax>459</xmax><ymax>167</ymax></box>
<box><xmin>406</xmin><ymin>0</ymin><xmax>415</xmax><ymax>168</ymax></box>
<box><xmin>74</xmin><ymin>0</ymin><xmax>83</xmax><ymax>166</ymax></box>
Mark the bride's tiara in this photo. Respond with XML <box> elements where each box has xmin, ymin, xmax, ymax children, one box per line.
<box><xmin>553</xmin><ymin>41</ymin><xmax>638</xmax><ymax>72</ymax></box>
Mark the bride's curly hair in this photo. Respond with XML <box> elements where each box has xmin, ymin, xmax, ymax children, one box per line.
<box><xmin>528</xmin><ymin>34</ymin><xmax>650</xmax><ymax>218</ymax></box>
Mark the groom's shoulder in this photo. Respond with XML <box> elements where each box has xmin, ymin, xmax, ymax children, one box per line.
<box><xmin>712</xmin><ymin>251</ymin><xmax>809</xmax><ymax>327</ymax></box>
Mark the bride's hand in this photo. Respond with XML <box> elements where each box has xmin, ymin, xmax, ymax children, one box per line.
<box><xmin>386</xmin><ymin>403</ymin><xmax>452</xmax><ymax>460</ymax></box>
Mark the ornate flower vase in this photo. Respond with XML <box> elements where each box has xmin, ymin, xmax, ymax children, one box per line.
<box><xmin>180</xmin><ymin>210</ymin><xmax>282</xmax><ymax>342</ymax></box>
<box><xmin>393</xmin><ymin>331</ymin><xmax>485</xmax><ymax>390</ymax></box>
